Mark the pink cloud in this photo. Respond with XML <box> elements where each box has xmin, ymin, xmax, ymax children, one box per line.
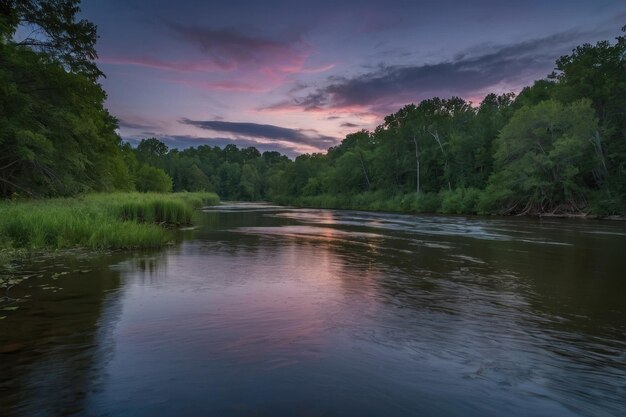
<box><xmin>168</xmin><ymin>23</ymin><xmax>316</xmax><ymax>78</ymax></box>
<box><xmin>172</xmin><ymin>78</ymin><xmax>271</xmax><ymax>93</ymax></box>
<box><xmin>263</xmin><ymin>63</ymin><xmax>336</xmax><ymax>76</ymax></box>
<box><xmin>98</xmin><ymin>56</ymin><xmax>234</xmax><ymax>72</ymax></box>
<box><xmin>100</xmin><ymin>55</ymin><xmax>335</xmax><ymax>95</ymax></box>
<box><xmin>300</xmin><ymin>63</ymin><xmax>336</xmax><ymax>74</ymax></box>
<box><xmin>259</xmin><ymin>100</ymin><xmax>377</xmax><ymax>117</ymax></box>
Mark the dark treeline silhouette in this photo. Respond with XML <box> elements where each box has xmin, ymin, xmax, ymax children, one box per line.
<box><xmin>1</xmin><ymin>2</ymin><xmax>624</xmax><ymax>214</ymax></box>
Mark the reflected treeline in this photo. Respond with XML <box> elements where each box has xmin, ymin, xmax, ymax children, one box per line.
<box><xmin>110</xmin><ymin>251</ymin><xmax>171</xmax><ymax>287</ymax></box>
<box><xmin>0</xmin><ymin>252</ymin><xmax>131</xmax><ymax>416</ymax></box>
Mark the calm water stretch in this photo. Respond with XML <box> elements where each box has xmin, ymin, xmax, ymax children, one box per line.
<box><xmin>1</xmin><ymin>203</ymin><xmax>625</xmax><ymax>416</ymax></box>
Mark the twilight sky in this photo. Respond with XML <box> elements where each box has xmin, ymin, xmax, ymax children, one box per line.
<box><xmin>81</xmin><ymin>0</ymin><xmax>625</xmax><ymax>157</ymax></box>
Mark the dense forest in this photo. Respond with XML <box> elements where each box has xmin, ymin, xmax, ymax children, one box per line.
<box><xmin>1</xmin><ymin>1</ymin><xmax>624</xmax><ymax>215</ymax></box>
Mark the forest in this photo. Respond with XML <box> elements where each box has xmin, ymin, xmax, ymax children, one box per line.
<box><xmin>1</xmin><ymin>2</ymin><xmax>624</xmax><ymax>215</ymax></box>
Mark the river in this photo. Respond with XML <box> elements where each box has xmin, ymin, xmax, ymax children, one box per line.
<box><xmin>1</xmin><ymin>203</ymin><xmax>625</xmax><ymax>416</ymax></box>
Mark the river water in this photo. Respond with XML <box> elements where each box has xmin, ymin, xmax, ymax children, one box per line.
<box><xmin>1</xmin><ymin>203</ymin><xmax>625</xmax><ymax>416</ymax></box>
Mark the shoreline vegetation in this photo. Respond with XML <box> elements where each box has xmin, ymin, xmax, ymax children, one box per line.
<box><xmin>0</xmin><ymin>193</ymin><xmax>219</xmax><ymax>258</ymax></box>
<box><xmin>275</xmin><ymin>193</ymin><xmax>625</xmax><ymax>220</ymax></box>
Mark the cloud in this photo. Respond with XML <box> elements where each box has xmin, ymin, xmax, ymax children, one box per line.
<box><xmin>167</xmin><ymin>22</ymin><xmax>310</xmax><ymax>74</ymax></box>
<box><xmin>262</xmin><ymin>26</ymin><xmax>615</xmax><ymax>115</ymax></box>
<box><xmin>117</xmin><ymin>116</ymin><xmax>163</xmax><ymax>131</ymax></box>
<box><xmin>104</xmin><ymin>24</ymin><xmax>334</xmax><ymax>92</ymax></box>
<box><xmin>98</xmin><ymin>56</ymin><xmax>228</xmax><ymax>72</ymax></box>
<box><xmin>172</xmin><ymin>79</ymin><xmax>270</xmax><ymax>92</ymax></box>
<box><xmin>179</xmin><ymin>119</ymin><xmax>339</xmax><ymax>150</ymax></box>
<box><xmin>340</xmin><ymin>122</ymin><xmax>359</xmax><ymax>128</ymax></box>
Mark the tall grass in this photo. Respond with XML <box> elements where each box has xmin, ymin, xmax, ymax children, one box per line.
<box><xmin>0</xmin><ymin>192</ymin><xmax>219</xmax><ymax>251</ymax></box>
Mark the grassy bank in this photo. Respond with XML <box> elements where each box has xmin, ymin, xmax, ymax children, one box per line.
<box><xmin>0</xmin><ymin>192</ymin><xmax>219</xmax><ymax>252</ymax></box>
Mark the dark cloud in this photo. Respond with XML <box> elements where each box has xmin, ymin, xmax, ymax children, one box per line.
<box><xmin>179</xmin><ymin>119</ymin><xmax>338</xmax><ymax>149</ymax></box>
<box><xmin>167</xmin><ymin>22</ymin><xmax>306</xmax><ymax>70</ymax></box>
<box><xmin>117</xmin><ymin>118</ymin><xmax>159</xmax><ymax>130</ymax></box>
<box><xmin>340</xmin><ymin>122</ymin><xmax>359</xmax><ymax>128</ymax></box>
<box><xmin>267</xmin><ymin>26</ymin><xmax>615</xmax><ymax>114</ymax></box>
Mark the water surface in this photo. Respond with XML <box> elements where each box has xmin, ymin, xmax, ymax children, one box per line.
<box><xmin>1</xmin><ymin>203</ymin><xmax>625</xmax><ymax>416</ymax></box>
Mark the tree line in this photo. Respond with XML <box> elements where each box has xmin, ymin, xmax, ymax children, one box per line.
<box><xmin>1</xmin><ymin>1</ymin><xmax>624</xmax><ymax>214</ymax></box>
<box><xmin>135</xmin><ymin>27</ymin><xmax>625</xmax><ymax>215</ymax></box>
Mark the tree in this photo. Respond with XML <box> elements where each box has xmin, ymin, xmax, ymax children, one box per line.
<box><xmin>481</xmin><ymin>100</ymin><xmax>598</xmax><ymax>214</ymax></box>
<box><xmin>239</xmin><ymin>163</ymin><xmax>261</xmax><ymax>199</ymax></box>
<box><xmin>550</xmin><ymin>28</ymin><xmax>626</xmax><ymax>200</ymax></box>
<box><xmin>2</xmin><ymin>0</ymin><xmax>102</xmax><ymax>79</ymax></box>
<box><xmin>135</xmin><ymin>138</ymin><xmax>169</xmax><ymax>167</ymax></box>
<box><xmin>185</xmin><ymin>164</ymin><xmax>212</xmax><ymax>192</ymax></box>
<box><xmin>135</xmin><ymin>164</ymin><xmax>172</xmax><ymax>193</ymax></box>
<box><xmin>0</xmin><ymin>41</ymin><xmax>130</xmax><ymax>196</ymax></box>
<box><xmin>0</xmin><ymin>0</ymin><xmax>133</xmax><ymax>197</ymax></box>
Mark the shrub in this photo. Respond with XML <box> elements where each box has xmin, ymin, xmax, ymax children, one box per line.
<box><xmin>136</xmin><ymin>165</ymin><xmax>173</xmax><ymax>193</ymax></box>
<box><xmin>439</xmin><ymin>188</ymin><xmax>481</xmax><ymax>214</ymax></box>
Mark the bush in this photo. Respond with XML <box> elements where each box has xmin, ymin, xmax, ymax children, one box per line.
<box><xmin>589</xmin><ymin>189</ymin><xmax>626</xmax><ymax>216</ymax></box>
<box><xmin>136</xmin><ymin>164</ymin><xmax>173</xmax><ymax>193</ymax></box>
<box><xmin>439</xmin><ymin>188</ymin><xmax>481</xmax><ymax>214</ymax></box>
<box><xmin>402</xmin><ymin>192</ymin><xmax>442</xmax><ymax>213</ymax></box>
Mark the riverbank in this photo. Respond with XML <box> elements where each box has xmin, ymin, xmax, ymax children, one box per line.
<box><xmin>0</xmin><ymin>192</ymin><xmax>219</xmax><ymax>257</ymax></box>
<box><xmin>272</xmin><ymin>191</ymin><xmax>623</xmax><ymax>219</ymax></box>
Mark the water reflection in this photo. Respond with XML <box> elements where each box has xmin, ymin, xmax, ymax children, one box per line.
<box><xmin>0</xmin><ymin>252</ymin><xmax>126</xmax><ymax>416</ymax></box>
<box><xmin>1</xmin><ymin>204</ymin><xmax>625</xmax><ymax>416</ymax></box>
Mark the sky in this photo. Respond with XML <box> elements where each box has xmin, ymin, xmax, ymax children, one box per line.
<box><xmin>80</xmin><ymin>0</ymin><xmax>625</xmax><ymax>157</ymax></box>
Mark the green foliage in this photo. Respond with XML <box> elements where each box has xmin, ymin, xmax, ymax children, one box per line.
<box><xmin>131</xmin><ymin>140</ymin><xmax>286</xmax><ymax>200</ymax></box>
<box><xmin>0</xmin><ymin>192</ymin><xmax>219</xmax><ymax>250</ymax></box>
<box><xmin>551</xmin><ymin>30</ymin><xmax>626</xmax><ymax>209</ymax></box>
<box><xmin>439</xmin><ymin>188</ymin><xmax>481</xmax><ymax>214</ymax></box>
<box><xmin>2</xmin><ymin>0</ymin><xmax>102</xmax><ymax>79</ymax></box>
<box><xmin>135</xmin><ymin>165</ymin><xmax>173</xmax><ymax>193</ymax></box>
<box><xmin>136</xmin><ymin>138</ymin><xmax>169</xmax><ymax>167</ymax></box>
<box><xmin>401</xmin><ymin>192</ymin><xmax>442</xmax><ymax>213</ymax></box>
<box><xmin>482</xmin><ymin>100</ymin><xmax>598</xmax><ymax>214</ymax></box>
<box><xmin>0</xmin><ymin>1</ymin><xmax>132</xmax><ymax>197</ymax></box>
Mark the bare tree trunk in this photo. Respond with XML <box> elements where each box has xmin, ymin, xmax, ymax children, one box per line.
<box><xmin>428</xmin><ymin>129</ymin><xmax>452</xmax><ymax>191</ymax></box>
<box><xmin>413</xmin><ymin>135</ymin><xmax>420</xmax><ymax>194</ymax></box>
<box><xmin>591</xmin><ymin>130</ymin><xmax>609</xmax><ymax>177</ymax></box>
<box><xmin>357</xmin><ymin>150</ymin><xmax>371</xmax><ymax>189</ymax></box>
